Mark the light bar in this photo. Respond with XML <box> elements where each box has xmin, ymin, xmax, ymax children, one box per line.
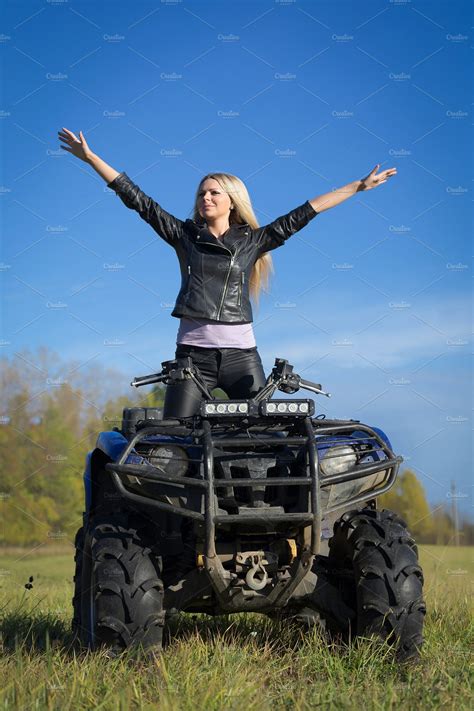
<box><xmin>201</xmin><ymin>401</ymin><xmax>249</xmax><ymax>416</ymax></box>
<box><xmin>261</xmin><ymin>399</ymin><xmax>314</xmax><ymax>416</ymax></box>
<box><xmin>200</xmin><ymin>398</ymin><xmax>315</xmax><ymax>418</ymax></box>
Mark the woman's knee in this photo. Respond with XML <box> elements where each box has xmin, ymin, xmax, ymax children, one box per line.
<box><xmin>163</xmin><ymin>381</ymin><xmax>203</xmax><ymax>418</ymax></box>
<box><xmin>163</xmin><ymin>348</ymin><xmax>219</xmax><ymax>418</ymax></box>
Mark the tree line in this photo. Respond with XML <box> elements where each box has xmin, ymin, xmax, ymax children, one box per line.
<box><xmin>0</xmin><ymin>347</ymin><xmax>166</xmax><ymax>545</ymax></box>
<box><xmin>0</xmin><ymin>347</ymin><xmax>471</xmax><ymax>546</ymax></box>
<box><xmin>379</xmin><ymin>470</ymin><xmax>473</xmax><ymax>545</ymax></box>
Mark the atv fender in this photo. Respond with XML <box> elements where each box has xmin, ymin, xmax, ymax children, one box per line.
<box><xmin>84</xmin><ymin>431</ymin><xmax>129</xmax><ymax>513</ymax></box>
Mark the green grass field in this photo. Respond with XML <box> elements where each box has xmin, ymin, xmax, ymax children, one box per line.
<box><xmin>0</xmin><ymin>544</ymin><xmax>472</xmax><ymax>710</ymax></box>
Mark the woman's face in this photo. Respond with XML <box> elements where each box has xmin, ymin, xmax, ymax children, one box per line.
<box><xmin>197</xmin><ymin>178</ymin><xmax>233</xmax><ymax>222</ymax></box>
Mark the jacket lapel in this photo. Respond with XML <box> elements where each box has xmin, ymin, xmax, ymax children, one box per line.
<box><xmin>194</xmin><ymin>224</ymin><xmax>248</xmax><ymax>254</ymax></box>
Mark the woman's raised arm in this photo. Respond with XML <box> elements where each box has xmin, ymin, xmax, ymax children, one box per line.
<box><xmin>58</xmin><ymin>127</ymin><xmax>184</xmax><ymax>246</ymax></box>
<box><xmin>308</xmin><ymin>164</ymin><xmax>397</xmax><ymax>213</ymax></box>
<box><xmin>58</xmin><ymin>127</ymin><xmax>119</xmax><ymax>184</ymax></box>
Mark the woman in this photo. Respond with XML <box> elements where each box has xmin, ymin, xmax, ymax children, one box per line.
<box><xmin>58</xmin><ymin>128</ymin><xmax>397</xmax><ymax>417</ymax></box>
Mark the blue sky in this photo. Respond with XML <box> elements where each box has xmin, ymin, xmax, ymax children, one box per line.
<box><xmin>1</xmin><ymin>0</ymin><xmax>472</xmax><ymax>515</ymax></box>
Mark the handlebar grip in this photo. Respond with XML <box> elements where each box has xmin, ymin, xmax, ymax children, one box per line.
<box><xmin>130</xmin><ymin>373</ymin><xmax>166</xmax><ymax>388</ymax></box>
<box><xmin>300</xmin><ymin>377</ymin><xmax>322</xmax><ymax>391</ymax></box>
<box><xmin>133</xmin><ymin>372</ymin><xmax>162</xmax><ymax>383</ymax></box>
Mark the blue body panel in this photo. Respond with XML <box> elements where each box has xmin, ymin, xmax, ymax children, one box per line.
<box><xmin>84</xmin><ymin>430</ymin><xmax>129</xmax><ymax>512</ymax></box>
<box><xmin>83</xmin><ymin>430</ymin><xmax>197</xmax><ymax>512</ymax></box>
<box><xmin>368</xmin><ymin>426</ymin><xmax>392</xmax><ymax>450</ymax></box>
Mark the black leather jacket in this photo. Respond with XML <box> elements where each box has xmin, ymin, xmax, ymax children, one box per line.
<box><xmin>107</xmin><ymin>172</ymin><xmax>319</xmax><ymax>323</ymax></box>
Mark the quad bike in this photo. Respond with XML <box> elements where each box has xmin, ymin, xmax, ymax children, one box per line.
<box><xmin>72</xmin><ymin>356</ymin><xmax>425</xmax><ymax>661</ymax></box>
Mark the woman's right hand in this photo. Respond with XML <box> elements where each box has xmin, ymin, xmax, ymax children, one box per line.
<box><xmin>58</xmin><ymin>127</ymin><xmax>94</xmax><ymax>163</ymax></box>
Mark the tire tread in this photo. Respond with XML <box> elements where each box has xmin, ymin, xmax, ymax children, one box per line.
<box><xmin>78</xmin><ymin>513</ymin><xmax>164</xmax><ymax>653</ymax></box>
<box><xmin>328</xmin><ymin>507</ymin><xmax>426</xmax><ymax>661</ymax></box>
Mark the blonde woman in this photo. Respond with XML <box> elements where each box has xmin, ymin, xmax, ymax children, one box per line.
<box><xmin>58</xmin><ymin>127</ymin><xmax>396</xmax><ymax>417</ymax></box>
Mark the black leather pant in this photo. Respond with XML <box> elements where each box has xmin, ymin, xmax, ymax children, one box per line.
<box><xmin>163</xmin><ymin>344</ymin><xmax>267</xmax><ymax>418</ymax></box>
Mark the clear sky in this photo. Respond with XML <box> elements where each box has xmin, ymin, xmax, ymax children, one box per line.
<box><xmin>1</xmin><ymin>0</ymin><xmax>472</xmax><ymax>514</ymax></box>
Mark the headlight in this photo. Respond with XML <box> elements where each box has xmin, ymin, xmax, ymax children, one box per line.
<box><xmin>326</xmin><ymin>469</ymin><xmax>388</xmax><ymax>509</ymax></box>
<box><xmin>320</xmin><ymin>445</ymin><xmax>357</xmax><ymax>476</ymax></box>
<box><xmin>145</xmin><ymin>444</ymin><xmax>189</xmax><ymax>477</ymax></box>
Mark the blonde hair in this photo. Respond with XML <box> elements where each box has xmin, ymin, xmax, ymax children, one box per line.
<box><xmin>191</xmin><ymin>172</ymin><xmax>273</xmax><ymax>304</ymax></box>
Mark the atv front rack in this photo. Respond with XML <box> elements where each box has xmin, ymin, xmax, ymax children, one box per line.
<box><xmin>105</xmin><ymin>415</ymin><xmax>401</xmax><ymax>612</ymax></box>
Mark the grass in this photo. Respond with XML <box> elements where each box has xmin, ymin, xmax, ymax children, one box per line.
<box><xmin>0</xmin><ymin>544</ymin><xmax>472</xmax><ymax>710</ymax></box>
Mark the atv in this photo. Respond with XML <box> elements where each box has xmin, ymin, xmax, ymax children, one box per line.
<box><xmin>73</xmin><ymin>356</ymin><xmax>425</xmax><ymax>661</ymax></box>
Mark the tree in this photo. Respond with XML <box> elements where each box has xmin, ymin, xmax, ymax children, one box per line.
<box><xmin>431</xmin><ymin>505</ymin><xmax>455</xmax><ymax>545</ymax></box>
<box><xmin>0</xmin><ymin>348</ymin><xmax>167</xmax><ymax>545</ymax></box>
<box><xmin>379</xmin><ymin>469</ymin><xmax>434</xmax><ymax>541</ymax></box>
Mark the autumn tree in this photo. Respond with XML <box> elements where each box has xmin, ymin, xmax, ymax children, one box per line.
<box><xmin>0</xmin><ymin>348</ymin><xmax>165</xmax><ymax>545</ymax></box>
<box><xmin>379</xmin><ymin>469</ymin><xmax>434</xmax><ymax>541</ymax></box>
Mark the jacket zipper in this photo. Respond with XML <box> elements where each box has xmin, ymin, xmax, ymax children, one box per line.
<box><xmin>184</xmin><ymin>265</ymin><xmax>191</xmax><ymax>303</ymax></box>
<box><xmin>238</xmin><ymin>272</ymin><xmax>244</xmax><ymax>308</ymax></box>
<box><xmin>201</xmin><ymin>241</ymin><xmax>235</xmax><ymax>320</ymax></box>
<box><xmin>217</xmin><ymin>254</ymin><xmax>234</xmax><ymax>319</ymax></box>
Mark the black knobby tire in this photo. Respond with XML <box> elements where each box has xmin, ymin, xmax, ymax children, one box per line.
<box><xmin>328</xmin><ymin>507</ymin><xmax>426</xmax><ymax>661</ymax></box>
<box><xmin>72</xmin><ymin>525</ymin><xmax>84</xmax><ymax>639</ymax></box>
<box><xmin>80</xmin><ymin>512</ymin><xmax>164</xmax><ymax>654</ymax></box>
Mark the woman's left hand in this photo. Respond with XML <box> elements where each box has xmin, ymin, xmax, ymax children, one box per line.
<box><xmin>358</xmin><ymin>164</ymin><xmax>397</xmax><ymax>191</ymax></box>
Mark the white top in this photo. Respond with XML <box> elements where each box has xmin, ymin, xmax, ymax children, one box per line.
<box><xmin>176</xmin><ymin>317</ymin><xmax>257</xmax><ymax>348</ymax></box>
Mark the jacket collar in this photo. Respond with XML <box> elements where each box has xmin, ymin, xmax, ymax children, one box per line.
<box><xmin>192</xmin><ymin>222</ymin><xmax>249</xmax><ymax>252</ymax></box>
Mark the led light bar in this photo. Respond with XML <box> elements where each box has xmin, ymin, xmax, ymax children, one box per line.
<box><xmin>200</xmin><ymin>398</ymin><xmax>315</xmax><ymax>418</ymax></box>
<box><xmin>261</xmin><ymin>399</ymin><xmax>314</xmax><ymax>416</ymax></box>
<box><xmin>201</xmin><ymin>401</ymin><xmax>249</xmax><ymax>416</ymax></box>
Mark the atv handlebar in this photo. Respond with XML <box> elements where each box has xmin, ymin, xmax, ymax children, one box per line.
<box><xmin>299</xmin><ymin>378</ymin><xmax>331</xmax><ymax>398</ymax></box>
<box><xmin>131</xmin><ymin>357</ymin><xmax>331</xmax><ymax>400</ymax></box>
<box><xmin>130</xmin><ymin>372</ymin><xmax>167</xmax><ymax>388</ymax></box>
<box><xmin>253</xmin><ymin>359</ymin><xmax>331</xmax><ymax>401</ymax></box>
<box><xmin>131</xmin><ymin>357</ymin><xmax>214</xmax><ymax>399</ymax></box>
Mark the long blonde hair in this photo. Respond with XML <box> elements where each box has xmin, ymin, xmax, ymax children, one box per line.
<box><xmin>191</xmin><ymin>172</ymin><xmax>273</xmax><ymax>304</ymax></box>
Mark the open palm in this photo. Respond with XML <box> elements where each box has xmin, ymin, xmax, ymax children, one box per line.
<box><xmin>58</xmin><ymin>128</ymin><xmax>93</xmax><ymax>163</ymax></box>
<box><xmin>360</xmin><ymin>164</ymin><xmax>397</xmax><ymax>191</ymax></box>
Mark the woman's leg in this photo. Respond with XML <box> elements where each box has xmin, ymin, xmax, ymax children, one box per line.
<box><xmin>162</xmin><ymin>345</ymin><xmax>219</xmax><ymax>418</ymax></box>
<box><xmin>217</xmin><ymin>347</ymin><xmax>267</xmax><ymax>399</ymax></box>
